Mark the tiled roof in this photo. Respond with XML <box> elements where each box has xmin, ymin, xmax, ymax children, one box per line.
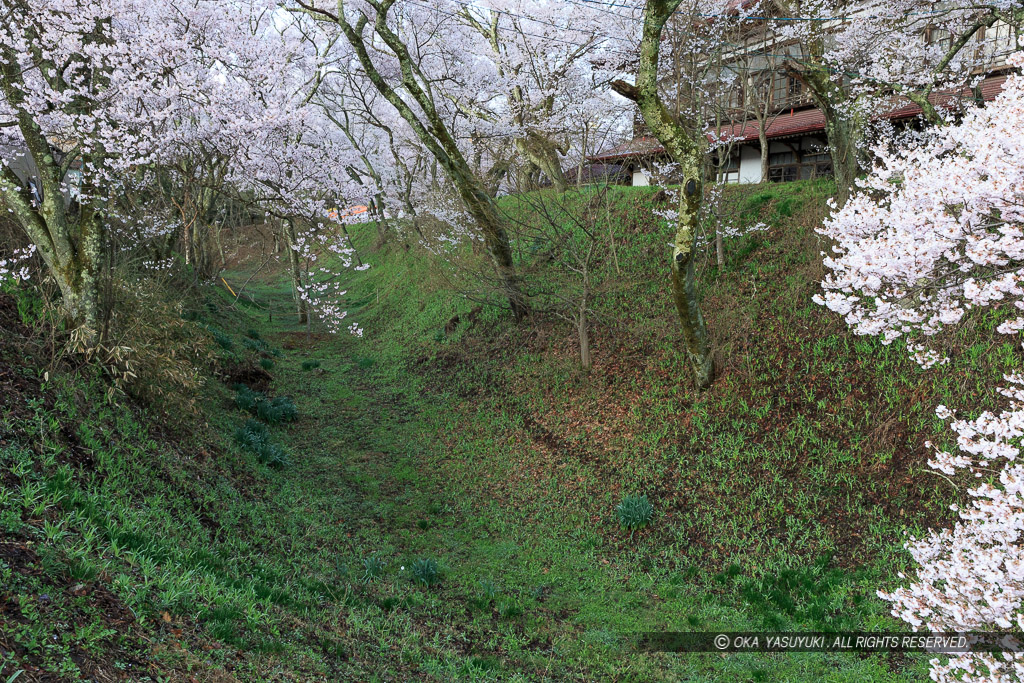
<box><xmin>588</xmin><ymin>75</ymin><xmax>1007</xmax><ymax>162</ymax></box>
<box><xmin>564</xmin><ymin>162</ymin><xmax>628</xmax><ymax>184</ymax></box>
<box><xmin>587</xmin><ymin>136</ymin><xmax>666</xmax><ymax>162</ymax></box>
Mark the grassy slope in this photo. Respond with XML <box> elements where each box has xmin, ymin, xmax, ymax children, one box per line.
<box><xmin>2</xmin><ymin>179</ymin><xmax>1019</xmax><ymax>681</ymax></box>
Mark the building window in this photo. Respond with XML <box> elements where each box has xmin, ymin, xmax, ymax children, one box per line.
<box><xmin>978</xmin><ymin>21</ymin><xmax>1014</xmax><ymax>66</ymax></box>
<box><xmin>767</xmin><ymin>146</ymin><xmax>832</xmax><ymax>183</ymax></box>
<box><xmin>772</xmin><ymin>72</ymin><xmax>807</xmax><ymax>109</ymax></box>
<box><xmin>926</xmin><ymin>26</ymin><xmax>953</xmax><ymax>52</ymax></box>
<box><xmin>716</xmin><ymin>154</ymin><xmax>740</xmax><ymax>184</ymax></box>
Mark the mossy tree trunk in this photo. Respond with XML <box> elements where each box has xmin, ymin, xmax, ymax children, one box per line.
<box><xmin>785</xmin><ymin>62</ymin><xmax>865</xmax><ymax>207</ymax></box>
<box><xmin>514</xmin><ymin>132</ymin><xmax>568</xmax><ymax>194</ymax></box>
<box><xmin>0</xmin><ymin>44</ymin><xmax>105</xmax><ymax>345</ymax></box>
<box><xmin>612</xmin><ymin>0</ymin><xmax>714</xmax><ymax>389</ymax></box>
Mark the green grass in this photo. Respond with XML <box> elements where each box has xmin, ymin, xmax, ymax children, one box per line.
<box><xmin>5</xmin><ymin>179</ymin><xmax>1015</xmax><ymax>680</ymax></box>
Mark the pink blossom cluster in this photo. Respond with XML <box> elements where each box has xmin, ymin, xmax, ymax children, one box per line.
<box><xmin>816</xmin><ymin>49</ymin><xmax>1024</xmax><ymax>683</ymax></box>
<box><xmin>289</xmin><ymin>229</ymin><xmax>365</xmax><ymax>335</ymax></box>
<box><xmin>879</xmin><ymin>375</ymin><xmax>1024</xmax><ymax>682</ymax></box>
<box><xmin>815</xmin><ymin>52</ymin><xmax>1024</xmax><ymax>360</ymax></box>
<box><xmin>0</xmin><ymin>244</ymin><xmax>36</xmax><ymax>284</ymax></box>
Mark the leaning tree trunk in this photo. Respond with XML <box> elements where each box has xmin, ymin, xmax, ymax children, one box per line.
<box><xmin>452</xmin><ymin>168</ymin><xmax>529</xmax><ymax>320</ymax></box>
<box><xmin>329</xmin><ymin>2</ymin><xmax>529</xmax><ymax>320</ymax></box>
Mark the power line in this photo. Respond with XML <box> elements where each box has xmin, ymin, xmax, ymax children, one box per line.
<box><xmin>563</xmin><ymin>0</ymin><xmax>990</xmax><ymax>23</ymax></box>
<box><xmin>401</xmin><ymin>0</ymin><xmax>637</xmax><ymax>56</ymax></box>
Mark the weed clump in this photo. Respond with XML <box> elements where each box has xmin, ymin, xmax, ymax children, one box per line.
<box><xmin>301</xmin><ymin>360</ymin><xmax>321</xmax><ymax>371</ymax></box>
<box><xmin>233</xmin><ymin>386</ymin><xmax>297</xmax><ymax>424</ymax></box>
<box><xmin>234</xmin><ymin>385</ymin><xmax>265</xmax><ymax>412</ymax></box>
<box><xmin>410</xmin><ymin>558</ymin><xmax>441</xmax><ymax>587</ymax></box>
<box><xmin>243</xmin><ymin>337</ymin><xmax>269</xmax><ymax>353</ymax></box>
<box><xmin>498</xmin><ymin>598</ymin><xmax>522</xmax><ymax>619</ymax></box>
<box><xmin>259</xmin><ymin>357</ymin><xmax>275</xmax><ymax>371</ymax></box>
<box><xmin>362</xmin><ymin>556</ymin><xmax>385</xmax><ymax>583</ymax></box>
<box><xmin>209</xmin><ymin>328</ymin><xmax>234</xmax><ymax>351</ymax></box>
<box><xmin>615</xmin><ymin>494</ymin><xmax>653</xmax><ymax>530</ymax></box>
<box><xmin>234</xmin><ymin>419</ymin><xmax>290</xmax><ymax>468</ymax></box>
<box><xmin>256</xmin><ymin>396</ymin><xmax>298</xmax><ymax>425</ymax></box>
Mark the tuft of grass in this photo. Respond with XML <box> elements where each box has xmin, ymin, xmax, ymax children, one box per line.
<box><xmin>243</xmin><ymin>337</ymin><xmax>269</xmax><ymax>353</ymax></box>
<box><xmin>234</xmin><ymin>418</ymin><xmax>270</xmax><ymax>451</ymax></box>
<box><xmin>255</xmin><ymin>396</ymin><xmax>298</xmax><ymax>425</ymax></box>
<box><xmin>234</xmin><ymin>386</ymin><xmax>297</xmax><ymax>425</ymax></box>
<box><xmin>301</xmin><ymin>359</ymin><xmax>321</xmax><ymax>371</ymax></box>
<box><xmin>234</xmin><ymin>419</ymin><xmax>290</xmax><ymax>468</ymax></box>
<box><xmin>615</xmin><ymin>494</ymin><xmax>654</xmax><ymax>530</ymax></box>
<box><xmin>234</xmin><ymin>385</ymin><xmax>265</xmax><ymax>413</ymax></box>
<box><xmin>361</xmin><ymin>556</ymin><xmax>385</xmax><ymax>583</ymax></box>
<box><xmin>209</xmin><ymin>328</ymin><xmax>234</xmax><ymax>350</ymax></box>
<box><xmin>409</xmin><ymin>558</ymin><xmax>441</xmax><ymax>587</ymax></box>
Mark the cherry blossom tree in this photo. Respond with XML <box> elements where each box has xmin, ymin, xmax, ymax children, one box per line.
<box><xmin>817</xmin><ymin>50</ymin><xmax>1024</xmax><ymax>682</ymax></box>
<box><xmin>0</xmin><ymin>0</ymin><xmax>373</xmax><ymax>342</ymax></box>
<box><xmin>286</xmin><ymin>0</ymin><xmax>531</xmax><ymax>320</ymax></box>
<box><xmin>774</xmin><ymin>0</ymin><xmax>1022</xmax><ymax>205</ymax></box>
<box><xmin>820</xmin><ymin>0</ymin><xmax>1021</xmax><ymax>126</ymax></box>
<box><xmin>457</xmin><ymin>0</ymin><xmax>628</xmax><ymax>194</ymax></box>
<box><xmin>815</xmin><ymin>51</ymin><xmax>1024</xmax><ymax>357</ymax></box>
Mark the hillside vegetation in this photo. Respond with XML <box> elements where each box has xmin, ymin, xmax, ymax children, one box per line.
<box><xmin>3</xmin><ymin>180</ymin><xmax>1015</xmax><ymax>681</ymax></box>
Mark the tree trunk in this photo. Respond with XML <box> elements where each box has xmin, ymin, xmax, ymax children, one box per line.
<box><xmin>578</xmin><ymin>308</ymin><xmax>591</xmax><ymax>369</ymax></box>
<box><xmin>825</xmin><ymin>114</ymin><xmax>863</xmax><ymax>207</ymax></box>
<box><xmin>40</xmin><ymin>204</ymin><xmax>105</xmax><ymax>346</ymax></box>
<box><xmin>672</xmin><ymin>178</ymin><xmax>714</xmax><ymax>388</ymax></box>
<box><xmin>454</xmin><ymin>173</ymin><xmax>528</xmax><ymax>320</ymax></box>
<box><xmin>516</xmin><ymin>135</ymin><xmax>567</xmax><ymax>194</ymax></box>
<box><xmin>785</xmin><ymin>62</ymin><xmax>864</xmax><ymax>207</ymax></box>
<box><xmin>282</xmin><ymin>218</ymin><xmax>309</xmax><ymax>325</ymax></box>
<box><xmin>759</xmin><ymin>129</ymin><xmax>769</xmax><ymax>183</ymax></box>
<box><xmin>610</xmin><ymin>0</ymin><xmax>714</xmax><ymax>389</ymax></box>
<box><xmin>331</xmin><ymin>4</ymin><xmax>528</xmax><ymax>319</ymax></box>
<box><xmin>214</xmin><ymin>222</ymin><xmax>226</xmax><ymax>270</ymax></box>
